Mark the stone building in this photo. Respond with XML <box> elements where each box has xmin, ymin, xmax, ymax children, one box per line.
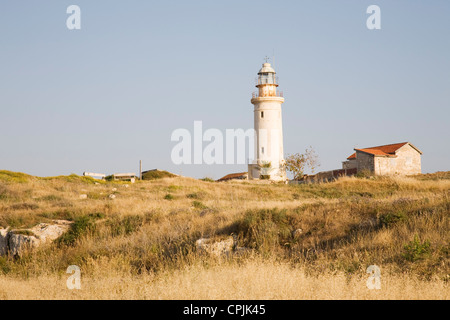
<box><xmin>343</xmin><ymin>142</ymin><xmax>422</xmax><ymax>176</ymax></box>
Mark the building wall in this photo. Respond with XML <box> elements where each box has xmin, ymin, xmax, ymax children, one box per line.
<box><xmin>374</xmin><ymin>157</ymin><xmax>397</xmax><ymax>175</ymax></box>
<box><xmin>356</xmin><ymin>151</ymin><xmax>375</xmax><ymax>173</ymax></box>
<box><xmin>343</xmin><ymin>159</ymin><xmax>357</xmax><ymax>169</ymax></box>
<box><xmin>394</xmin><ymin>144</ymin><xmax>422</xmax><ymax>175</ymax></box>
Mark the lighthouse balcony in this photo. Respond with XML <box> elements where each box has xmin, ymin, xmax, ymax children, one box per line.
<box><xmin>252</xmin><ymin>91</ymin><xmax>284</xmax><ymax>98</ymax></box>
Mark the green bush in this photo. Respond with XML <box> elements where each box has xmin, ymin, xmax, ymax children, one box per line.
<box><xmin>167</xmin><ymin>185</ymin><xmax>182</xmax><ymax>192</ymax></box>
<box><xmin>187</xmin><ymin>192</ymin><xmax>206</xmax><ymax>200</ymax></box>
<box><xmin>236</xmin><ymin>208</ymin><xmax>292</xmax><ymax>252</ymax></box>
<box><xmin>58</xmin><ymin>215</ymin><xmax>98</xmax><ymax>246</ymax></box>
<box><xmin>403</xmin><ymin>235</ymin><xmax>432</xmax><ymax>262</ymax></box>
<box><xmin>142</xmin><ymin>170</ymin><xmax>176</xmax><ymax>181</ymax></box>
<box><xmin>192</xmin><ymin>201</ymin><xmax>207</xmax><ymax>209</ymax></box>
<box><xmin>164</xmin><ymin>194</ymin><xmax>175</xmax><ymax>200</ymax></box>
<box><xmin>380</xmin><ymin>212</ymin><xmax>407</xmax><ymax>227</ymax></box>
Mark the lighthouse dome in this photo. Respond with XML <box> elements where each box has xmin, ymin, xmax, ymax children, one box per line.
<box><xmin>258</xmin><ymin>63</ymin><xmax>275</xmax><ymax>74</ymax></box>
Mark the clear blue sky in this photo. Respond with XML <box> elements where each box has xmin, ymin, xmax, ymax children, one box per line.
<box><xmin>1</xmin><ymin>1</ymin><xmax>449</xmax><ymax>179</ymax></box>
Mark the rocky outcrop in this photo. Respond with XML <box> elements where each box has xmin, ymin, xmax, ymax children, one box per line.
<box><xmin>0</xmin><ymin>228</ymin><xmax>9</xmax><ymax>256</ymax></box>
<box><xmin>0</xmin><ymin>221</ymin><xmax>71</xmax><ymax>257</ymax></box>
<box><xmin>8</xmin><ymin>232</ymin><xmax>40</xmax><ymax>256</ymax></box>
<box><xmin>196</xmin><ymin>237</ymin><xmax>235</xmax><ymax>257</ymax></box>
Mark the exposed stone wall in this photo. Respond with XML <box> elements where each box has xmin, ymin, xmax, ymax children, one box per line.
<box><xmin>374</xmin><ymin>157</ymin><xmax>397</xmax><ymax>175</ymax></box>
<box><xmin>356</xmin><ymin>151</ymin><xmax>374</xmax><ymax>173</ymax></box>
<box><xmin>394</xmin><ymin>144</ymin><xmax>422</xmax><ymax>175</ymax></box>
<box><xmin>342</xmin><ymin>159</ymin><xmax>357</xmax><ymax>169</ymax></box>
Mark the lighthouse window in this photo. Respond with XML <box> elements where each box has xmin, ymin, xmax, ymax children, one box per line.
<box><xmin>261</xmin><ymin>111</ymin><xmax>264</xmax><ymax>118</ymax></box>
<box><xmin>261</xmin><ymin>147</ymin><xmax>265</xmax><ymax>154</ymax></box>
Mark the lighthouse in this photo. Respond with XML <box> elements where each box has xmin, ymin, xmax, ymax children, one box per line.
<box><xmin>248</xmin><ymin>62</ymin><xmax>287</xmax><ymax>181</ymax></box>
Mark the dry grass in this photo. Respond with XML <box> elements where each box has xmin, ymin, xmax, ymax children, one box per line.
<box><xmin>0</xmin><ymin>170</ymin><xmax>449</xmax><ymax>299</ymax></box>
<box><xmin>0</xmin><ymin>259</ymin><xmax>448</xmax><ymax>300</ymax></box>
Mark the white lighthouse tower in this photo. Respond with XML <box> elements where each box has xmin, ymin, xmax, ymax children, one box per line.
<box><xmin>248</xmin><ymin>62</ymin><xmax>287</xmax><ymax>181</ymax></box>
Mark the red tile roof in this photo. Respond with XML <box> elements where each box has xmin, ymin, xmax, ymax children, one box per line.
<box><xmin>217</xmin><ymin>172</ymin><xmax>248</xmax><ymax>182</ymax></box>
<box><xmin>355</xmin><ymin>148</ymin><xmax>396</xmax><ymax>157</ymax></box>
<box><xmin>347</xmin><ymin>142</ymin><xmax>411</xmax><ymax>159</ymax></box>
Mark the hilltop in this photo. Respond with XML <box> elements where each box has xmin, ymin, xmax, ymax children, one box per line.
<box><xmin>0</xmin><ymin>170</ymin><xmax>448</xmax><ymax>299</ymax></box>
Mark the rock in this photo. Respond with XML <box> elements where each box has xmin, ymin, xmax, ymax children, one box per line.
<box><xmin>123</xmin><ymin>184</ymin><xmax>129</xmax><ymax>188</ymax></box>
<box><xmin>112</xmin><ymin>188</ymin><xmax>117</xmax><ymax>192</ymax></box>
<box><xmin>0</xmin><ymin>228</ymin><xmax>9</xmax><ymax>255</ymax></box>
<box><xmin>3</xmin><ymin>221</ymin><xmax>72</xmax><ymax>257</ymax></box>
<box><xmin>8</xmin><ymin>232</ymin><xmax>40</xmax><ymax>256</ymax></box>
<box><xmin>109</xmin><ymin>194</ymin><xmax>116</xmax><ymax>199</ymax></box>
<box><xmin>196</xmin><ymin>237</ymin><xmax>235</xmax><ymax>257</ymax></box>
<box><xmin>30</xmin><ymin>223</ymin><xmax>71</xmax><ymax>243</ymax></box>
<box><xmin>79</xmin><ymin>194</ymin><xmax>88</xmax><ymax>199</ymax></box>
<box><xmin>293</xmin><ymin>229</ymin><xmax>303</xmax><ymax>238</ymax></box>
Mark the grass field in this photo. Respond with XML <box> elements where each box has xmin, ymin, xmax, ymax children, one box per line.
<box><xmin>0</xmin><ymin>170</ymin><xmax>448</xmax><ymax>299</ymax></box>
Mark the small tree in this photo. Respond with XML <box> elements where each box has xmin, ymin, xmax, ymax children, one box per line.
<box><xmin>285</xmin><ymin>146</ymin><xmax>320</xmax><ymax>180</ymax></box>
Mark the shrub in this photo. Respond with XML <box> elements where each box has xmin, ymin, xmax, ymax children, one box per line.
<box><xmin>164</xmin><ymin>194</ymin><xmax>175</xmax><ymax>200</ymax></box>
<box><xmin>380</xmin><ymin>212</ymin><xmax>407</xmax><ymax>227</ymax></box>
<box><xmin>187</xmin><ymin>192</ymin><xmax>206</xmax><ymax>200</ymax></box>
<box><xmin>57</xmin><ymin>215</ymin><xmax>98</xmax><ymax>246</ymax></box>
<box><xmin>403</xmin><ymin>235</ymin><xmax>432</xmax><ymax>262</ymax></box>
<box><xmin>39</xmin><ymin>210</ymin><xmax>76</xmax><ymax>221</ymax></box>
<box><xmin>192</xmin><ymin>201</ymin><xmax>207</xmax><ymax>209</ymax></box>
<box><xmin>142</xmin><ymin>170</ymin><xmax>176</xmax><ymax>181</ymax></box>
<box><xmin>107</xmin><ymin>215</ymin><xmax>143</xmax><ymax>237</ymax></box>
<box><xmin>167</xmin><ymin>185</ymin><xmax>182</xmax><ymax>192</ymax></box>
<box><xmin>200</xmin><ymin>177</ymin><xmax>215</xmax><ymax>182</ymax></box>
<box><xmin>236</xmin><ymin>208</ymin><xmax>292</xmax><ymax>252</ymax></box>
<box><xmin>0</xmin><ymin>171</ymin><xmax>32</xmax><ymax>183</ymax></box>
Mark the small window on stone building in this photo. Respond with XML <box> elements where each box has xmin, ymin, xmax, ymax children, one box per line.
<box><xmin>261</xmin><ymin>111</ymin><xmax>264</xmax><ymax>118</ymax></box>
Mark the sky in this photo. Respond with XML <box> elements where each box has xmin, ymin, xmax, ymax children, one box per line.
<box><xmin>0</xmin><ymin>0</ymin><xmax>449</xmax><ymax>179</ymax></box>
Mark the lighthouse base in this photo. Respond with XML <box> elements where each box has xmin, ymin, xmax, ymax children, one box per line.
<box><xmin>248</xmin><ymin>163</ymin><xmax>287</xmax><ymax>182</ymax></box>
